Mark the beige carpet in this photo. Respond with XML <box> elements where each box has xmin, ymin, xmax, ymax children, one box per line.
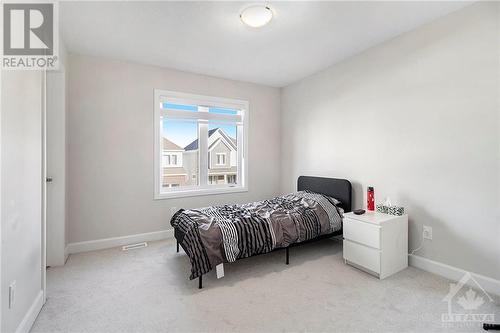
<box><xmin>32</xmin><ymin>238</ymin><xmax>499</xmax><ymax>333</ymax></box>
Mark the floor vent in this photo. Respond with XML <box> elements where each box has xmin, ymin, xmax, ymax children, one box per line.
<box><xmin>122</xmin><ymin>242</ymin><xmax>148</xmax><ymax>251</ymax></box>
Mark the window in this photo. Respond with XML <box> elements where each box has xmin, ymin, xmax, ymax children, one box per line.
<box><xmin>216</xmin><ymin>153</ymin><xmax>226</xmax><ymax>165</ymax></box>
<box><xmin>154</xmin><ymin>90</ymin><xmax>248</xmax><ymax>199</ymax></box>
<box><xmin>227</xmin><ymin>175</ymin><xmax>237</xmax><ymax>184</ymax></box>
<box><xmin>163</xmin><ymin>154</ymin><xmax>180</xmax><ymax>166</ymax></box>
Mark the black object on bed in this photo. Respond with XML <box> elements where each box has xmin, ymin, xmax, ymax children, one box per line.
<box><xmin>173</xmin><ymin>176</ymin><xmax>352</xmax><ymax>289</ymax></box>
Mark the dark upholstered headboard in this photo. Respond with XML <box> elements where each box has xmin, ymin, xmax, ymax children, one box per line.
<box><xmin>297</xmin><ymin>176</ymin><xmax>352</xmax><ymax>212</ymax></box>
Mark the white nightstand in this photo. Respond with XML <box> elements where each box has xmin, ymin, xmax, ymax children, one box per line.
<box><xmin>343</xmin><ymin>211</ymin><xmax>408</xmax><ymax>279</ymax></box>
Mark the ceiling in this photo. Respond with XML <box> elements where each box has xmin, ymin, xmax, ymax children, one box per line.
<box><xmin>61</xmin><ymin>1</ymin><xmax>472</xmax><ymax>87</ymax></box>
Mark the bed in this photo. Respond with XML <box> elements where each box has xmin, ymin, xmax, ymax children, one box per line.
<box><xmin>171</xmin><ymin>176</ymin><xmax>352</xmax><ymax>288</ymax></box>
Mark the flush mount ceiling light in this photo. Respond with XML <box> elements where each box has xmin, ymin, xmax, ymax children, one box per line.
<box><xmin>240</xmin><ymin>5</ymin><xmax>273</xmax><ymax>28</ymax></box>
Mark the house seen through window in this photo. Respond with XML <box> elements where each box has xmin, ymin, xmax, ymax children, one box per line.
<box><xmin>154</xmin><ymin>90</ymin><xmax>248</xmax><ymax>198</ymax></box>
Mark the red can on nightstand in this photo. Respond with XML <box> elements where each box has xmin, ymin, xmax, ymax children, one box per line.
<box><xmin>367</xmin><ymin>186</ymin><xmax>375</xmax><ymax>211</ymax></box>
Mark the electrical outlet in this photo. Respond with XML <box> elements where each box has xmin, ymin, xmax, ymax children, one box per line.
<box><xmin>423</xmin><ymin>226</ymin><xmax>433</xmax><ymax>240</ymax></box>
<box><xmin>9</xmin><ymin>281</ymin><xmax>16</xmax><ymax>309</ymax></box>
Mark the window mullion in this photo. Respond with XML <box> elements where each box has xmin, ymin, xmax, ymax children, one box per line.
<box><xmin>237</xmin><ymin>124</ymin><xmax>243</xmax><ymax>186</ymax></box>
<box><xmin>162</xmin><ymin>109</ymin><xmax>242</xmax><ymax>123</ymax></box>
<box><xmin>199</xmin><ymin>106</ymin><xmax>209</xmax><ymax>187</ymax></box>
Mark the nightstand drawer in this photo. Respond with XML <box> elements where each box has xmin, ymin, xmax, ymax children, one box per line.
<box><xmin>343</xmin><ymin>240</ymin><xmax>380</xmax><ymax>274</ymax></box>
<box><xmin>343</xmin><ymin>218</ymin><xmax>381</xmax><ymax>249</ymax></box>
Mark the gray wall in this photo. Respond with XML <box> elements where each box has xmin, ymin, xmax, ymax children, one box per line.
<box><xmin>68</xmin><ymin>54</ymin><xmax>281</xmax><ymax>243</ymax></box>
<box><xmin>1</xmin><ymin>71</ymin><xmax>44</xmax><ymax>332</ymax></box>
<box><xmin>281</xmin><ymin>3</ymin><xmax>500</xmax><ymax>280</ymax></box>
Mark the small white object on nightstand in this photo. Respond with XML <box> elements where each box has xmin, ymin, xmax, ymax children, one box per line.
<box><xmin>343</xmin><ymin>211</ymin><xmax>408</xmax><ymax>279</ymax></box>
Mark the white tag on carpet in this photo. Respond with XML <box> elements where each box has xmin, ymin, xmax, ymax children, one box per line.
<box><xmin>216</xmin><ymin>263</ymin><xmax>224</xmax><ymax>279</ymax></box>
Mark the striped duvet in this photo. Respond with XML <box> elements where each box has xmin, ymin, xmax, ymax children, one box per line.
<box><xmin>170</xmin><ymin>191</ymin><xmax>344</xmax><ymax>280</ymax></box>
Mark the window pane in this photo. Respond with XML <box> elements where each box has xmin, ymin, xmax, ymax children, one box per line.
<box><xmin>162</xmin><ymin>118</ymin><xmax>199</xmax><ymax>189</ymax></box>
<box><xmin>162</xmin><ymin>102</ymin><xmax>198</xmax><ymax>112</ymax></box>
<box><xmin>209</xmin><ymin>107</ymin><xmax>239</xmax><ymax>115</ymax></box>
<box><xmin>208</xmin><ymin>122</ymin><xmax>238</xmax><ymax>185</ymax></box>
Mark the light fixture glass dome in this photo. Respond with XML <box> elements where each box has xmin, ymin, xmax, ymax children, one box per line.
<box><xmin>240</xmin><ymin>5</ymin><xmax>273</xmax><ymax>28</ymax></box>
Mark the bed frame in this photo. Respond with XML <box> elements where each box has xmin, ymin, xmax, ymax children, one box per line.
<box><xmin>176</xmin><ymin>176</ymin><xmax>352</xmax><ymax>289</ymax></box>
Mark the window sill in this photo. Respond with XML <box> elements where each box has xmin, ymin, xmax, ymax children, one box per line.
<box><xmin>154</xmin><ymin>186</ymin><xmax>248</xmax><ymax>200</ymax></box>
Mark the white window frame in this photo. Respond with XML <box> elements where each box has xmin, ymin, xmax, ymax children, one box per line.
<box><xmin>154</xmin><ymin>89</ymin><xmax>249</xmax><ymax>199</ymax></box>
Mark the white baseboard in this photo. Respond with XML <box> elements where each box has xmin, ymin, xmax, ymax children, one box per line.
<box><xmin>15</xmin><ymin>290</ymin><xmax>44</xmax><ymax>333</ymax></box>
<box><xmin>67</xmin><ymin>229</ymin><xmax>174</xmax><ymax>254</ymax></box>
<box><xmin>409</xmin><ymin>254</ymin><xmax>500</xmax><ymax>297</ymax></box>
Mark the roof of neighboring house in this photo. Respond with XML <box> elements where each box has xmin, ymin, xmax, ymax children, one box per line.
<box><xmin>163</xmin><ymin>137</ymin><xmax>184</xmax><ymax>151</ymax></box>
<box><xmin>185</xmin><ymin>128</ymin><xmax>236</xmax><ymax>151</ymax></box>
